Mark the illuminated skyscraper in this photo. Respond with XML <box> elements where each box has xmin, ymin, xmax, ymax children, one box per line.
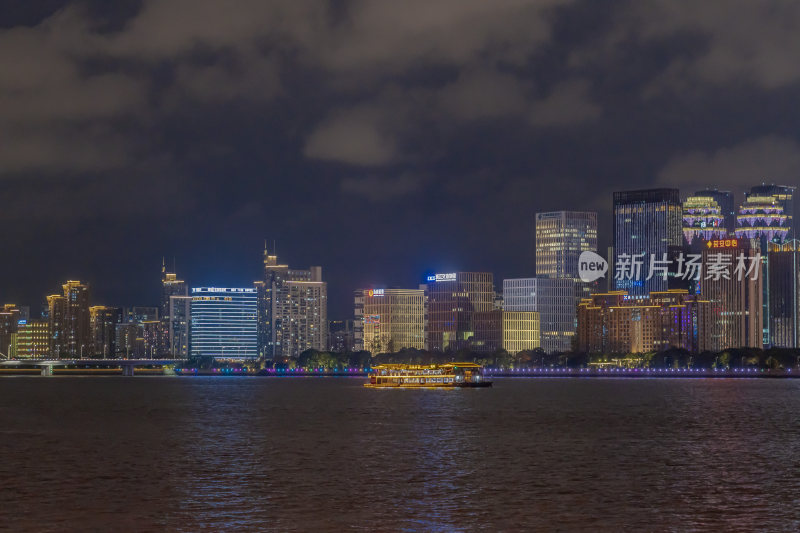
<box><xmin>535</xmin><ymin>211</ymin><xmax>597</xmax><ymax>299</ymax></box>
<box><xmin>354</xmin><ymin>288</ymin><xmax>426</xmax><ymax>353</ymax></box>
<box><xmin>259</xmin><ymin>248</ymin><xmax>328</xmax><ymax>358</ymax></box>
<box><xmin>694</xmin><ymin>188</ymin><xmax>735</xmax><ymax>234</ymax></box>
<box><xmin>736</xmin><ymin>191</ymin><xmax>791</xmax><ymax>346</ymax></box>
<box><xmin>747</xmin><ymin>184</ymin><xmax>795</xmax><ymax>239</ymax></box>
<box><xmin>682</xmin><ymin>195</ymin><xmax>727</xmax><ymax>245</ymax></box>
<box><xmin>700</xmin><ymin>239</ymin><xmax>763</xmax><ymax>350</ymax></box>
<box><xmin>89</xmin><ymin>306</ymin><xmax>122</xmax><ymax>358</ymax></box>
<box><xmin>161</xmin><ymin>261</ymin><xmax>188</xmax><ymax>357</ymax></box>
<box><xmin>424</xmin><ymin>272</ymin><xmax>495</xmax><ymax>352</ymax></box>
<box><xmin>190</xmin><ymin>287</ymin><xmax>258</xmax><ymax>360</ymax></box>
<box><xmin>735</xmin><ymin>195</ymin><xmax>789</xmax><ymax>242</ymax></box>
<box><xmin>46</xmin><ymin>281</ymin><xmax>90</xmax><ymax>358</ymax></box>
<box><xmin>613</xmin><ymin>189</ymin><xmax>682</xmax><ymax>296</ymax></box>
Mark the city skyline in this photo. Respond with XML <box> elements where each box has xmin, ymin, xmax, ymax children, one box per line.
<box><xmin>3</xmin><ymin>182</ymin><xmax>798</xmax><ymax>322</ymax></box>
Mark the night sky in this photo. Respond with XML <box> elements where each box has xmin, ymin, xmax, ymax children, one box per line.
<box><xmin>2</xmin><ymin>0</ymin><xmax>800</xmax><ymax>319</ymax></box>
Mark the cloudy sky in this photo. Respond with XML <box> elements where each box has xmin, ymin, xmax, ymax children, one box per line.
<box><xmin>2</xmin><ymin>0</ymin><xmax>800</xmax><ymax>317</ymax></box>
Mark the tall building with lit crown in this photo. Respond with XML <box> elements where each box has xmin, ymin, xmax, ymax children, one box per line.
<box><xmin>535</xmin><ymin>211</ymin><xmax>598</xmax><ymax>299</ymax></box>
<box><xmin>46</xmin><ymin>281</ymin><xmax>90</xmax><ymax>358</ymax></box>
<box><xmin>695</xmin><ymin>188</ymin><xmax>736</xmax><ymax>234</ymax></box>
<box><xmin>16</xmin><ymin>319</ymin><xmax>49</xmax><ymax>358</ymax></box>
<box><xmin>190</xmin><ymin>287</ymin><xmax>258</xmax><ymax>359</ymax></box>
<box><xmin>46</xmin><ymin>294</ymin><xmax>67</xmax><ymax>358</ymax></box>
<box><xmin>503</xmin><ymin>278</ymin><xmax>575</xmax><ymax>353</ymax></box>
<box><xmin>747</xmin><ymin>184</ymin><xmax>795</xmax><ymax>239</ymax></box>
<box><xmin>258</xmin><ymin>248</ymin><xmax>327</xmax><ymax>358</ymax></box>
<box><xmin>700</xmin><ymin>239</ymin><xmax>763</xmax><ymax>350</ymax></box>
<box><xmin>425</xmin><ymin>272</ymin><xmax>495</xmax><ymax>352</ymax></box>
<box><xmin>767</xmin><ymin>240</ymin><xmax>800</xmax><ymax>348</ymax></box>
<box><xmin>735</xmin><ymin>191</ymin><xmax>792</xmax><ymax>346</ymax></box>
<box><xmin>89</xmin><ymin>306</ymin><xmax>122</xmax><ymax>358</ymax></box>
<box><xmin>354</xmin><ymin>288</ymin><xmax>426</xmax><ymax>353</ymax></box>
<box><xmin>613</xmin><ymin>189</ymin><xmax>682</xmax><ymax>296</ymax></box>
<box><xmin>161</xmin><ymin>260</ymin><xmax>188</xmax><ymax>356</ymax></box>
<box><xmin>735</xmin><ymin>195</ymin><xmax>789</xmax><ymax>242</ymax></box>
<box><xmin>682</xmin><ymin>195</ymin><xmax>727</xmax><ymax>245</ymax></box>
<box><xmin>577</xmin><ymin>290</ymin><xmax>711</xmax><ymax>353</ymax></box>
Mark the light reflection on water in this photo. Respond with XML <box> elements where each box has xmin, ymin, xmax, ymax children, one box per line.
<box><xmin>1</xmin><ymin>377</ymin><xmax>799</xmax><ymax>531</ymax></box>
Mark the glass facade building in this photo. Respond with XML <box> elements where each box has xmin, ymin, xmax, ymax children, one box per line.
<box><xmin>354</xmin><ymin>288</ymin><xmax>426</xmax><ymax>353</ymax></box>
<box><xmin>190</xmin><ymin>287</ymin><xmax>258</xmax><ymax>360</ymax></box>
<box><xmin>613</xmin><ymin>189</ymin><xmax>682</xmax><ymax>296</ymax></box>
<box><xmin>425</xmin><ymin>272</ymin><xmax>495</xmax><ymax>352</ymax></box>
<box><xmin>535</xmin><ymin>211</ymin><xmax>598</xmax><ymax>278</ymax></box>
<box><xmin>503</xmin><ymin>278</ymin><xmax>575</xmax><ymax>353</ymax></box>
<box><xmin>535</xmin><ymin>211</ymin><xmax>597</xmax><ymax>301</ymax></box>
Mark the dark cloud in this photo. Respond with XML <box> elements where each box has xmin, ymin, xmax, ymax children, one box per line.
<box><xmin>1</xmin><ymin>0</ymin><xmax>799</xmax><ymax>318</ymax></box>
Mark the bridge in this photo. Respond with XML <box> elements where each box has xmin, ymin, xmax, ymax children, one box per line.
<box><xmin>0</xmin><ymin>359</ymin><xmax>181</xmax><ymax>376</ymax></box>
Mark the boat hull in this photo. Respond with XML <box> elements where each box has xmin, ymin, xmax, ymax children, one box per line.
<box><xmin>363</xmin><ymin>381</ymin><xmax>492</xmax><ymax>389</ymax></box>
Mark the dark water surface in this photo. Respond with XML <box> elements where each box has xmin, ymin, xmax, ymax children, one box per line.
<box><xmin>1</xmin><ymin>377</ymin><xmax>799</xmax><ymax>532</ymax></box>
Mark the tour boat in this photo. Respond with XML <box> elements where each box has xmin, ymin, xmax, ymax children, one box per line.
<box><xmin>364</xmin><ymin>362</ymin><xmax>491</xmax><ymax>388</ymax></box>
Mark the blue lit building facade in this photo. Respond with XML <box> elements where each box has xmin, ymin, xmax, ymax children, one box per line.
<box><xmin>613</xmin><ymin>188</ymin><xmax>682</xmax><ymax>297</ymax></box>
<box><xmin>190</xmin><ymin>287</ymin><xmax>258</xmax><ymax>360</ymax></box>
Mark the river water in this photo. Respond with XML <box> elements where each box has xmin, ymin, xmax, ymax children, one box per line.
<box><xmin>1</xmin><ymin>377</ymin><xmax>799</xmax><ymax>531</ymax></box>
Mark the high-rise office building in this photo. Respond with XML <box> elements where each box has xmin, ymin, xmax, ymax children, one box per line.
<box><xmin>535</xmin><ymin>211</ymin><xmax>598</xmax><ymax>300</ymax></box>
<box><xmin>168</xmin><ymin>295</ymin><xmax>192</xmax><ymax>358</ymax></box>
<box><xmin>577</xmin><ymin>290</ymin><xmax>711</xmax><ymax>353</ymax></box>
<box><xmin>613</xmin><ymin>189</ymin><xmax>682</xmax><ymax>296</ymax></box>
<box><xmin>190</xmin><ymin>287</ymin><xmax>258</xmax><ymax>359</ymax></box>
<box><xmin>16</xmin><ymin>319</ymin><xmax>49</xmax><ymax>358</ymax></box>
<box><xmin>425</xmin><ymin>272</ymin><xmax>495</xmax><ymax>352</ymax></box>
<box><xmin>89</xmin><ymin>306</ymin><xmax>122</xmax><ymax>358</ymax></box>
<box><xmin>354</xmin><ymin>288</ymin><xmax>426</xmax><ymax>353</ymax></box>
<box><xmin>258</xmin><ymin>249</ymin><xmax>328</xmax><ymax>358</ymax></box>
<box><xmin>735</xmin><ymin>192</ymin><xmax>791</xmax><ymax>346</ymax></box>
<box><xmin>694</xmin><ymin>188</ymin><xmax>735</xmax><ymax>234</ymax></box>
<box><xmin>46</xmin><ymin>281</ymin><xmax>90</xmax><ymax>358</ymax></box>
<box><xmin>735</xmin><ymin>195</ymin><xmax>789</xmax><ymax>242</ymax></box>
<box><xmin>700</xmin><ymin>239</ymin><xmax>763</xmax><ymax>350</ymax></box>
<box><xmin>503</xmin><ymin>278</ymin><xmax>576</xmax><ymax>353</ymax></box>
<box><xmin>161</xmin><ymin>260</ymin><xmax>188</xmax><ymax>357</ymax></box>
<box><xmin>747</xmin><ymin>184</ymin><xmax>795</xmax><ymax>239</ymax></box>
<box><xmin>535</xmin><ymin>211</ymin><xmax>598</xmax><ymax>277</ymax></box>
<box><xmin>682</xmin><ymin>195</ymin><xmax>727</xmax><ymax>245</ymax></box>
<box><xmin>767</xmin><ymin>240</ymin><xmax>800</xmax><ymax>348</ymax></box>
